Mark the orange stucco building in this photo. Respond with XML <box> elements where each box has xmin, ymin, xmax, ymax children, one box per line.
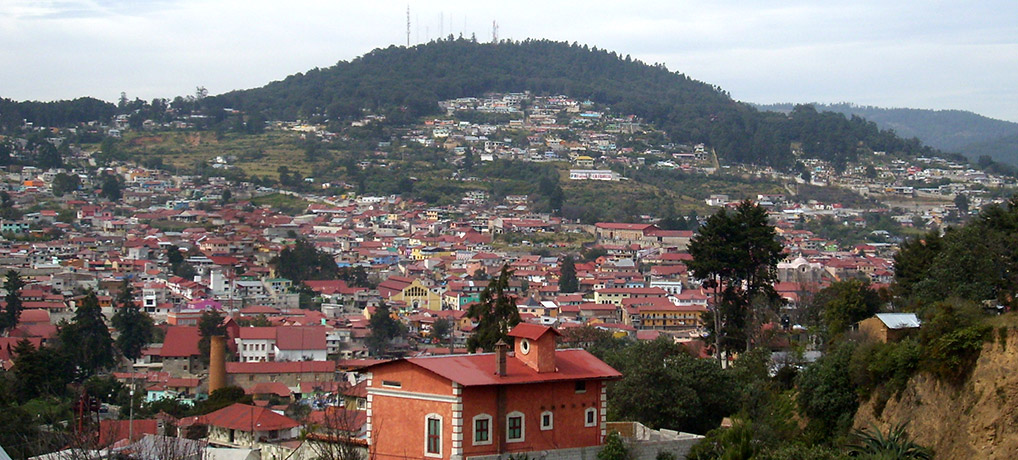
<box><xmin>364</xmin><ymin>324</ymin><xmax>622</xmax><ymax>459</ymax></box>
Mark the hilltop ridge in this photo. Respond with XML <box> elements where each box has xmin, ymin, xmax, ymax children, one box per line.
<box><xmin>211</xmin><ymin>38</ymin><xmax>936</xmax><ymax>168</ymax></box>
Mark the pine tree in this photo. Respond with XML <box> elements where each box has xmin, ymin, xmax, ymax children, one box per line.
<box><xmin>59</xmin><ymin>291</ymin><xmax>115</xmax><ymax>379</ymax></box>
<box><xmin>466</xmin><ymin>265</ymin><xmax>521</xmax><ymax>352</ymax></box>
<box><xmin>1</xmin><ymin>269</ymin><xmax>25</xmax><ymax>332</ymax></box>
<box><xmin>688</xmin><ymin>200</ymin><xmax>782</xmax><ymax>359</ymax></box>
<box><xmin>560</xmin><ymin>256</ymin><xmax>579</xmax><ymax>293</ymax></box>
<box><xmin>111</xmin><ymin>279</ymin><xmax>155</xmax><ymax>362</ymax></box>
<box><xmin>366</xmin><ymin>302</ymin><xmax>404</xmax><ymax>357</ymax></box>
<box><xmin>198</xmin><ymin>309</ymin><xmax>228</xmax><ymax>366</ymax></box>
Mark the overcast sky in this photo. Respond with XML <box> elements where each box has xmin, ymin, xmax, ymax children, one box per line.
<box><xmin>2</xmin><ymin>0</ymin><xmax>1017</xmax><ymax>121</ymax></box>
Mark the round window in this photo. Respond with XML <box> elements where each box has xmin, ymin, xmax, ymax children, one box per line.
<box><xmin>520</xmin><ymin>338</ymin><xmax>531</xmax><ymax>354</ymax></box>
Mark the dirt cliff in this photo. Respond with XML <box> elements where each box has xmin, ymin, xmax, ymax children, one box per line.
<box><xmin>854</xmin><ymin>329</ymin><xmax>1018</xmax><ymax>459</ymax></box>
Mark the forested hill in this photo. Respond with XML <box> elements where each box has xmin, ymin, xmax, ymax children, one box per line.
<box><xmin>757</xmin><ymin>102</ymin><xmax>1018</xmax><ymax>165</ymax></box>
<box><xmin>212</xmin><ymin>38</ymin><xmax>935</xmax><ymax>169</ymax></box>
<box><xmin>0</xmin><ymin>97</ymin><xmax>116</xmax><ymax>130</ymax></box>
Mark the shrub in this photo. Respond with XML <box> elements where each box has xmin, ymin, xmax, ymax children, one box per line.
<box><xmin>922</xmin><ymin>324</ymin><xmax>991</xmax><ymax>385</ymax></box>
<box><xmin>598</xmin><ymin>431</ymin><xmax>631</xmax><ymax>460</ymax></box>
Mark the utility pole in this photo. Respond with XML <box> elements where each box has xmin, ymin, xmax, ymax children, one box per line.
<box><xmin>128</xmin><ymin>381</ymin><xmax>135</xmax><ymax>442</ymax></box>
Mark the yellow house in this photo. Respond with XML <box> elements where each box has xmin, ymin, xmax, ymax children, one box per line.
<box><xmin>625</xmin><ymin>297</ymin><xmax>706</xmax><ymax>330</ymax></box>
<box><xmin>411</xmin><ymin>246</ymin><xmax>455</xmax><ymax>261</ymax></box>
<box><xmin>390</xmin><ymin>279</ymin><xmax>443</xmax><ymax>312</ymax></box>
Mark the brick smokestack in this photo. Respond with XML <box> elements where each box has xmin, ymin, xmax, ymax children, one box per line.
<box><xmin>209</xmin><ymin>335</ymin><xmax>227</xmax><ymax>393</ymax></box>
<box><xmin>494</xmin><ymin>339</ymin><xmax>508</xmax><ymax>377</ymax></box>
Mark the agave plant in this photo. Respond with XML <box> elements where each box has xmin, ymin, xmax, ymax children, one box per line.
<box><xmin>847</xmin><ymin>423</ymin><xmax>933</xmax><ymax>459</ymax></box>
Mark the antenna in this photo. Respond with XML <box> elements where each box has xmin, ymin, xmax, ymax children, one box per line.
<box><xmin>406</xmin><ymin>5</ymin><xmax>411</xmax><ymax>47</ymax></box>
<box><xmin>492</xmin><ymin>20</ymin><xmax>499</xmax><ymax>43</ymax></box>
<box><xmin>439</xmin><ymin>12</ymin><xmax>444</xmax><ymax>37</ymax></box>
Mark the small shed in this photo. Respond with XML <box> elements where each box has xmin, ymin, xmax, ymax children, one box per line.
<box><xmin>856</xmin><ymin>313</ymin><xmax>921</xmax><ymax>342</ymax></box>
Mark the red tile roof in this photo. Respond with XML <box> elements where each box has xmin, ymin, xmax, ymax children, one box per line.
<box><xmin>275</xmin><ymin>327</ymin><xmax>327</xmax><ymax>350</ymax></box>
<box><xmin>160</xmin><ymin>326</ymin><xmax>201</xmax><ymax>357</ymax></box>
<box><xmin>98</xmin><ymin>419</ymin><xmax>159</xmax><ymax>447</ymax></box>
<box><xmin>245</xmin><ymin>382</ymin><xmax>293</xmax><ymax>397</ymax></box>
<box><xmin>226</xmin><ymin>361</ymin><xmax>336</xmax><ymax>374</ymax></box>
<box><xmin>239</xmin><ymin>327</ymin><xmax>277</xmax><ymax>340</ymax></box>
<box><xmin>594</xmin><ymin>223</ymin><xmax>655</xmax><ymax>231</ymax></box>
<box><xmin>200</xmin><ymin>403</ymin><xmax>300</xmax><ymax>431</ymax></box>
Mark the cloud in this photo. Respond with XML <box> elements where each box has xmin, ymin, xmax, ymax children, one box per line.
<box><xmin>1</xmin><ymin>0</ymin><xmax>1017</xmax><ymax>121</ymax></box>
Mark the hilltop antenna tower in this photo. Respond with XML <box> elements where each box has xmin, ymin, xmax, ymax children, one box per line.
<box><xmin>406</xmin><ymin>5</ymin><xmax>411</xmax><ymax>47</ymax></box>
<box><xmin>492</xmin><ymin>20</ymin><xmax>498</xmax><ymax>43</ymax></box>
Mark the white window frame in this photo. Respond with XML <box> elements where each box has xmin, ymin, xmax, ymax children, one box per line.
<box><xmin>424</xmin><ymin>413</ymin><xmax>442</xmax><ymax>458</ymax></box>
<box><xmin>506</xmin><ymin>411</ymin><xmax>525</xmax><ymax>443</ymax></box>
<box><xmin>472</xmin><ymin>413</ymin><xmax>493</xmax><ymax>446</ymax></box>
<box><xmin>584</xmin><ymin>408</ymin><xmax>597</xmax><ymax>427</ymax></box>
<box><xmin>540</xmin><ymin>410</ymin><xmax>553</xmax><ymax>431</ymax></box>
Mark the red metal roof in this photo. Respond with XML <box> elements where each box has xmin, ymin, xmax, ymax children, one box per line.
<box><xmin>374</xmin><ymin>349</ymin><xmax>621</xmax><ymax>387</ymax></box>
<box><xmin>507</xmin><ymin>323</ymin><xmax>560</xmax><ymax>340</ymax></box>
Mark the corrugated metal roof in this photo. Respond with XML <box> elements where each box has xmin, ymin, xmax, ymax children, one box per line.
<box><xmin>876</xmin><ymin>313</ymin><xmax>921</xmax><ymax>329</ymax></box>
<box><xmin>369</xmin><ymin>348</ymin><xmax>621</xmax><ymax>387</ymax></box>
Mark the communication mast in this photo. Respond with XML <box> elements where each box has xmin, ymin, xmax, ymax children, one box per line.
<box><xmin>406</xmin><ymin>5</ymin><xmax>411</xmax><ymax>47</ymax></box>
<box><xmin>492</xmin><ymin>20</ymin><xmax>498</xmax><ymax>43</ymax></box>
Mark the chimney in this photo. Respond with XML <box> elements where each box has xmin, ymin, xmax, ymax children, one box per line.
<box><xmin>209</xmin><ymin>335</ymin><xmax>227</xmax><ymax>393</ymax></box>
<box><xmin>494</xmin><ymin>339</ymin><xmax>508</xmax><ymax>377</ymax></box>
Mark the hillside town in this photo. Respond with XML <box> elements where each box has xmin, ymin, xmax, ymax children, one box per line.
<box><xmin>1</xmin><ymin>91</ymin><xmax>1016</xmax><ymax>459</ymax></box>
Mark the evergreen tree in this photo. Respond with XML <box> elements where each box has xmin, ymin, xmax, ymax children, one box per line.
<box><xmin>688</xmin><ymin>200</ymin><xmax>782</xmax><ymax>358</ymax></box>
<box><xmin>560</xmin><ymin>256</ymin><xmax>579</xmax><ymax>293</ymax></box>
<box><xmin>58</xmin><ymin>291</ymin><xmax>115</xmax><ymax>379</ymax></box>
<box><xmin>1</xmin><ymin>269</ymin><xmax>25</xmax><ymax>333</ymax></box>
<box><xmin>366</xmin><ymin>302</ymin><xmax>404</xmax><ymax>357</ymax></box>
<box><xmin>10</xmin><ymin>339</ymin><xmax>73</xmax><ymax>401</ymax></box>
<box><xmin>270</xmin><ymin>238</ymin><xmax>340</xmax><ymax>283</ymax></box>
<box><xmin>815</xmin><ymin>279</ymin><xmax>882</xmax><ymax>338</ymax></box>
<box><xmin>466</xmin><ymin>265</ymin><xmax>521</xmax><ymax>352</ymax></box>
<box><xmin>111</xmin><ymin>279</ymin><xmax>155</xmax><ymax>362</ymax></box>
<box><xmin>198</xmin><ymin>309</ymin><xmax>227</xmax><ymax>366</ymax></box>
<box><xmin>99</xmin><ymin>172</ymin><xmax>122</xmax><ymax>201</ymax></box>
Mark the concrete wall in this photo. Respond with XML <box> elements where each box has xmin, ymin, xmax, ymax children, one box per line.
<box><xmin>464</xmin><ymin>437</ymin><xmax>700</xmax><ymax>460</ymax></box>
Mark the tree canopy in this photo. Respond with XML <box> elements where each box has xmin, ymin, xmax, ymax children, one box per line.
<box><xmin>466</xmin><ymin>265</ymin><xmax>521</xmax><ymax>352</ymax></box>
<box><xmin>58</xmin><ymin>291</ymin><xmax>115</xmax><ymax>380</ymax></box>
<box><xmin>270</xmin><ymin>238</ymin><xmax>340</xmax><ymax>283</ymax></box>
<box><xmin>366</xmin><ymin>302</ymin><xmax>405</xmax><ymax>357</ymax></box>
<box><xmin>213</xmin><ymin>39</ymin><xmax>935</xmax><ymax>168</ymax></box>
<box><xmin>815</xmin><ymin>279</ymin><xmax>882</xmax><ymax>338</ymax></box>
<box><xmin>111</xmin><ymin>278</ymin><xmax>155</xmax><ymax>361</ymax></box>
<box><xmin>1</xmin><ymin>269</ymin><xmax>25</xmax><ymax>333</ymax></box>
<box><xmin>601</xmin><ymin>338</ymin><xmax>737</xmax><ymax>434</ymax></box>
<box><xmin>894</xmin><ymin>197</ymin><xmax>1018</xmax><ymax>307</ymax></box>
<box><xmin>688</xmin><ymin>200</ymin><xmax>783</xmax><ymax>356</ymax></box>
<box><xmin>559</xmin><ymin>256</ymin><xmax>578</xmax><ymax>293</ymax></box>
<box><xmin>198</xmin><ymin>309</ymin><xmax>228</xmax><ymax>366</ymax></box>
